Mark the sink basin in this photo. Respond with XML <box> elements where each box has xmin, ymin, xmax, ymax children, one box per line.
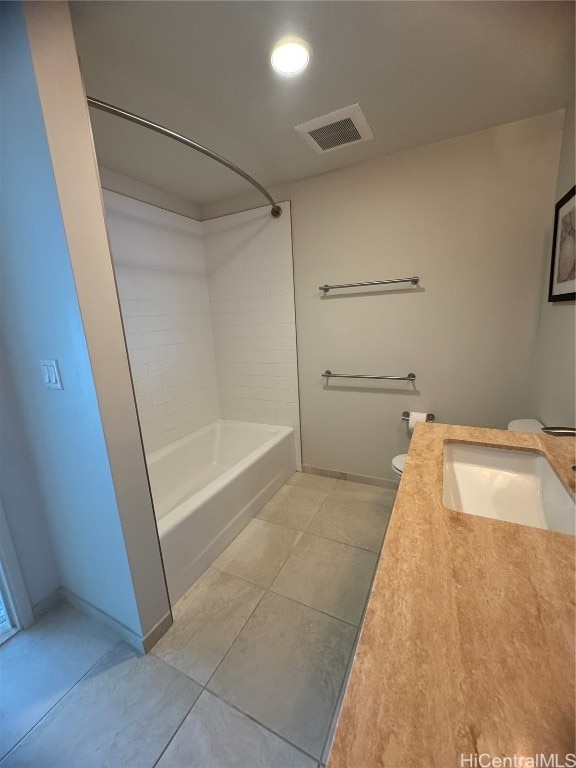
<box><xmin>443</xmin><ymin>443</ymin><xmax>575</xmax><ymax>535</ymax></box>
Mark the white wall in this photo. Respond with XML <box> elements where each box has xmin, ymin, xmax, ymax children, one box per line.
<box><xmin>104</xmin><ymin>191</ymin><xmax>220</xmax><ymax>453</ymax></box>
<box><xmin>202</xmin><ymin>111</ymin><xmax>564</xmax><ymax>480</ymax></box>
<box><xmin>204</xmin><ymin>203</ymin><xmax>301</xmax><ymax>466</ymax></box>
<box><xmin>529</xmin><ymin>99</ymin><xmax>576</xmax><ymax>426</ymax></box>
<box><xmin>1</xmin><ymin>1</ymin><xmax>172</xmax><ymax>646</ymax></box>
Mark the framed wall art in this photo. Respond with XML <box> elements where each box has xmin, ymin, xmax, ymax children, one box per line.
<box><xmin>548</xmin><ymin>185</ymin><xmax>575</xmax><ymax>302</ymax></box>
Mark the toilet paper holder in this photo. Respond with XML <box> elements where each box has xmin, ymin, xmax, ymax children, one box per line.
<box><xmin>402</xmin><ymin>411</ymin><xmax>435</xmax><ymax>423</ymax></box>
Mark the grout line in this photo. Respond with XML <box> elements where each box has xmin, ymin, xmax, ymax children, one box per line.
<box><xmin>203</xmin><ymin>586</ymin><xmax>267</xmax><ymax>689</ymax></box>
<box><xmin>286</xmin><ymin>476</ymin><xmax>333</xmax><ymax>488</ymax></box>
<box><xmin>208</xmin><ymin>482</ymin><xmax>394</xmax><ymax>622</ymax></box>
<box><xmin>206</xmin><ymin>688</ymin><xmax>321</xmax><ymax>764</ymax></box>
<box><xmin>296</xmin><ymin>521</ymin><xmax>384</xmax><ymax>557</ymax></box>
<box><xmin>254</xmin><ymin>513</ymin><xmax>320</xmax><ymax>533</ymax></box>
<box><xmin>209</xmin><ymin>563</ymin><xmax>272</xmax><ymax>590</ymax></box>
<box><xmin>166</xmin><ymin>483</ymin><xmax>394</xmax><ymax>704</ymax></box>
<box><xmin>162</xmin><ymin>485</ymin><xmax>389</xmax><ymax>765</ymax></box>
<box><xmin>208</xmin><ymin>564</ymin><xmax>361</xmax><ymax>630</ymax></box>
<box><xmin>266</xmin><ymin>590</ymin><xmax>361</xmax><ymax>630</ymax></box>
<box><xmin>289</xmin><ymin>474</ymin><xmax>398</xmax><ymax>494</ymax></box>
<box><xmin>299</xmin><ymin>527</ymin><xmax>385</xmax><ymax>556</ymax></box>
<box><xmin>155</xmin><ymin>480</ymin><xmax>394</xmax><ymax>766</ymax></box>
<box><xmin>251</xmin><ymin>514</ymin><xmax>319</xmax><ymax>536</ymax></box>
<box><xmin>200</xmin><ymin>554</ymin><xmax>365</xmax><ymax>763</ymax></box>
<box><xmin>148</xmin><ymin>649</ymin><xmax>207</xmax><ymax>690</ymax></box>
<box><xmin>200</xmin><ymin>546</ymin><xmax>368</xmax><ymax>765</ymax></box>
<box><xmin>2</xmin><ymin>481</ymin><xmax>393</xmax><ymax>767</ymax></box>
<box><xmin>151</xmin><ymin>684</ymin><xmax>207</xmax><ymax>768</ymax></box>
<box><xmin>0</xmin><ymin>640</ymin><xmax>121</xmax><ymax>764</ymax></box>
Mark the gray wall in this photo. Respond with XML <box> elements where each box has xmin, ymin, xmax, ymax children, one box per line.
<box><xmin>529</xmin><ymin>100</ymin><xmax>576</xmax><ymax>426</ymax></box>
<box><xmin>0</xmin><ymin>341</ymin><xmax>60</xmax><ymax>609</ymax></box>
<box><xmin>1</xmin><ymin>1</ymin><xmax>171</xmax><ymax>644</ymax></box>
<box><xmin>0</xmin><ymin>1</ymin><xmax>140</xmax><ymax>628</ymax></box>
<box><xmin>202</xmin><ymin>111</ymin><xmax>564</xmax><ymax>480</ymax></box>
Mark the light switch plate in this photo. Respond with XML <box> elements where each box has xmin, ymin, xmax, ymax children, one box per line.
<box><xmin>39</xmin><ymin>359</ymin><xmax>63</xmax><ymax>390</ymax></box>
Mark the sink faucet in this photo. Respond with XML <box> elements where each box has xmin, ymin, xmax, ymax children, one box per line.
<box><xmin>541</xmin><ymin>427</ymin><xmax>576</xmax><ymax>437</ymax></box>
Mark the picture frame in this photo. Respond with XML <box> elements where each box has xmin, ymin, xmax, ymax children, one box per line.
<box><xmin>548</xmin><ymin>185</ymin><xmax>575</xmax><ymax>302</ymax></box>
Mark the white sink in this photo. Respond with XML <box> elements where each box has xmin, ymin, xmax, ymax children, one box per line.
<box><xmin>443</xmin><ymin>443</ymin><xmax>575</xmax><ymax>536</ymax></box>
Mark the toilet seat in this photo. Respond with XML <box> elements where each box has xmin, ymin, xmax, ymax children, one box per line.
<box><xmin>392</xmin><ymin>453</ymin><xmax>407</xmax><ymax>477</ymax></box>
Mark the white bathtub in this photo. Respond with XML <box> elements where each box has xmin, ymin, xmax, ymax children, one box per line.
<box><xmin>147</xmin><ymin>419</ymin><xmax>296</xmax><ymax>604</ymax></box>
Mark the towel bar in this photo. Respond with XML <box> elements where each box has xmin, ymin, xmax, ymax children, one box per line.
<box><xmin>323</xmin><ymin>371</ymin><xmax>416</xmax><ymax>381</ymax></box>
<box><xmin>320</xmin><ymin>277</ymin><xmax>419</xmax><ymax>294</ymax></box>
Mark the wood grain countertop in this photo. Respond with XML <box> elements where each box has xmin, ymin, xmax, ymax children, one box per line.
<box><xmin>328</xmin><ymin>423</ymin><xmax>575</xmax><ymax>768</ymax></box>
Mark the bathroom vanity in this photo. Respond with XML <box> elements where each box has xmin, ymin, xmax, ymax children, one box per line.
<box><xmin>328</xmin><ymin>423</ymin><xmax>575</xmax><ymax>768</ymax></box>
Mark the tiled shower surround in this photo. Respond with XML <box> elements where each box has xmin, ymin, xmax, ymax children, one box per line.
<box><xmin>204</xmin><ymin>203</ymin><xmax>301</xmax><ymax>464</ymax></box>
<box><xmin>104</xmin><ymin>192</ymin><xmax>300</xmax><ymax>463</ymax></box>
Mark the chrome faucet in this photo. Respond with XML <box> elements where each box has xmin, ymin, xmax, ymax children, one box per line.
<box><xmin>541</xmin><ymin>427</ymin><xmax>576</xmax><ymax>437</ymax></box>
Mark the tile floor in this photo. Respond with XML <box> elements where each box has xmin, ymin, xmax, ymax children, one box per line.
<box><xmin>0</xmin><ymin>473</ymin><xmax>395</xmax><ymax>768</ymax></box>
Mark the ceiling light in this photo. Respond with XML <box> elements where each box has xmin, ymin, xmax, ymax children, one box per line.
<box><xmin>271</xmin><ymin>38</ymin><xmax>311</xmax><ymax>76</ymax></box>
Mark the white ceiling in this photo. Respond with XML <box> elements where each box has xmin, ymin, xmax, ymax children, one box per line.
<box><xmin>71</xmin><ymin>1</ymin><xmax>575</xmax><ymax>207</ymax></box>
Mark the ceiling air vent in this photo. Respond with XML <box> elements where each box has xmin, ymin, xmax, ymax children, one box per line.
<box><xmin>295</xmin><ymin>104</ymin><xmax>374</xmax><ymax>154</ymax></box>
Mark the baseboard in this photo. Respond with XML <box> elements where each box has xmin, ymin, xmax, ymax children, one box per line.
<box><xmin>302</xmin><ymin>464</ymin><xmax>399</xmax><ymax>491</ymax></box>
<box><xmin>142</xmin><ymin>612</ymin><xmax>173</xmax><ymax>653</ymax></box>
<box><xmin>61</xmin><ymin>588</ymin><xmax>172</xmax><ymax>654</ymax></box>
<box><xmin>32</xmin><ymin>589</ymin><xmax>65</xmax><ymax>620</ymax></box>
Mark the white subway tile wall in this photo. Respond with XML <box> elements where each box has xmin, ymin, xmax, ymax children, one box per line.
<box><xmin>104</xmin><ymin>191</ymin><xmax>220</xmax><ymax>453</ymax></box>
<box><xmin>104</xmin><ymin>192</ymin><xmax>301</xmax><ymax>465</ymax></box>
<box><xmin>203</xmin><ymin>203</ymin><xmax>301</xmax><ymax>466</ymax></box>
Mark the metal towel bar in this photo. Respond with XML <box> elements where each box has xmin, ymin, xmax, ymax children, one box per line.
<box><xmin>320</xmin><ymin>277</ymin><xmax>419</xmax><ymax>294</ymax></box>
<box><xmin>323</xmin><ymin>371</ymin><xmax>416</xmax><ymax>381</ymax></box>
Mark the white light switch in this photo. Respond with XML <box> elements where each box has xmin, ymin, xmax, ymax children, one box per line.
<box><xmin>39</xmin><ymin>359</ymin><xmax>63</xmax><ymax>390</ymax></box>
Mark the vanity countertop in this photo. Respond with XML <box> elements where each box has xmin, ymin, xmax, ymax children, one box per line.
<box><xmin>328</xmin><ymin>423</ymin><xmax>575</xmax><ymax>768</ymax></box>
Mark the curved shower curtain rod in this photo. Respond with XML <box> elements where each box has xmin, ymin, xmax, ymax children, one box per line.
<box><xmin>87</xmin><ymin>96</ymin><xmax>283</xmax><ymax>218</ymax></box>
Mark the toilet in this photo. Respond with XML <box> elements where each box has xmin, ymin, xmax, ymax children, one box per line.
<box><xmin>507</xmin><ymin>419</ymin><xmax>545</xmax><ymax>434</ymax></box>
<box><xmin>391</xmin><ymin>453</ymin><xmax>407</xmax><ymax>479</ymax></box>
<box><xmin>391</xmin><ymin>418</ymin><xmax>545</xmax><ymax>479</ymax></box>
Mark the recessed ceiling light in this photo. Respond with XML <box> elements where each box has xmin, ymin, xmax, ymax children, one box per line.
<box><xmin>271</xmin><ymin>37</ymin><xmax>311</xmax><ymax>76</ymax></box>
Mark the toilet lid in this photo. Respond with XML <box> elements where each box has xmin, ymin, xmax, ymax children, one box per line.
<box><xmin>508</xmin><ymin>419</ymin><xmax>544</xmax><ymax>434</ymax></box>
<box><xmin>392</xmin><ymin>454</ymin><xmax>407</xmax><ymax>473</ymax></box>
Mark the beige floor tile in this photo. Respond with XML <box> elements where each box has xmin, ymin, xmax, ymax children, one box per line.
<box><xmin>257</xmin><ymin>485</ymin><xmax>327</xmax><ymax>530</ymax></box>
<box><xmin>334</xmin><ymin>479</ymin><xmax>397</xmax><ymax>502</ymax></box>
<box><xmin>3</xmin><ymin>643</ymin><xmax>201</xmax><ymax>768</ymax></box>
<box><xmin>213</xmin><ymin>518</ymin><xmax>302</xmax><ymax>588</ymax></box>
<box><xmin>286</xmin><ymin>472</ymin><xmax>339</xmax><ymax>493</ymax></box>
<box><xmin>208</xmin><ymin>593</ymin><xmax>356</xmax><ymax>759</ymax></box>
<box><xmin>157</xmin><ymin>690</ymin><xmax>316</xmax><ymax>767</ymax></box>
<box><xmin>152</xmin><ymin>567</ymin><xmax>264</xmax><ymax>685</ymax></box>
<box><xmin>271</xmin><ymin>534</ymin><xmax>377</xmax><ymax>625</ymax></box>
<box><xmin>307</xmin><ymin>494</ymin><xmax>393</xmax><ymax>552</ymax></box>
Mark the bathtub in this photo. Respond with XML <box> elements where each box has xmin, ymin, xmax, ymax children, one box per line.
<box><xmin>147</xmin><ymin>419</ymin><xmax>296</xmax><ymax>604</ymax></box>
